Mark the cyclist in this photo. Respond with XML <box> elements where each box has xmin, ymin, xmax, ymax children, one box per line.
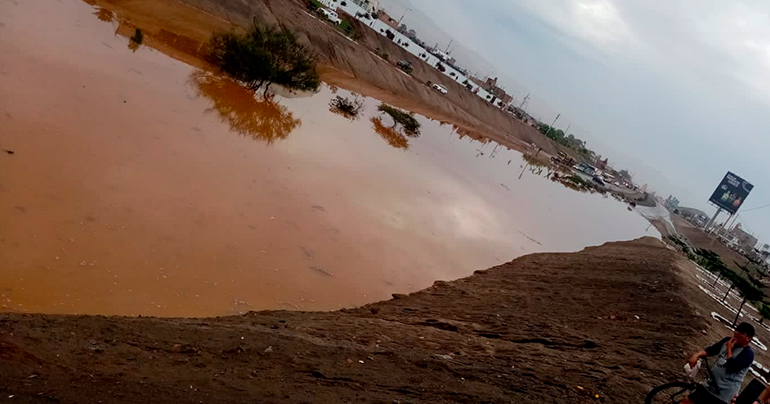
<box><xmin>682</xmin><ymin>322</ymin><xmax>755</xmax><ymax>404</ymax></box>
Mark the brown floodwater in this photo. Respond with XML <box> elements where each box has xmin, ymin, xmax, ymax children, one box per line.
<box><xmin>0</xmin><ymin>0</ymin><xmax>656</xmax><ymax>317</ymax></box>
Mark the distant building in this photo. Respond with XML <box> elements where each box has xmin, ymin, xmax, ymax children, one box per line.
<box><xmin>594</xmin><ymin>157</ymin><xmax>609</xmax><ymax>171</ymax></box>
<box><xmin>351</xmin><ymin>0</ymin><xmax>379</xmax><ymax>13</ymax></box>
<box><xmin>377</xmin><ymin>10</ymin><xmax>400</xmax><ymax>29</ymax></box>
<box><xmin>469</xmin><ymin>76</ymin><xmax>512</xmax><ymax>106</ymax></box>
<box><xmin>664</xmin><ymin>195</ymin><xmax>680</xmax><ymax>210</ymax></box>
<box><xmin>731</xmin><ymin>223</ymin><xmax>758</xmax><ymax>250</ymax></box>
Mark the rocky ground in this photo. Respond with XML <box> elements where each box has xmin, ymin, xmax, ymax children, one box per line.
<box><xmin>0</xmin><ymin>238</ymin><xmax>714</xmax><ymax>403</ymax></box>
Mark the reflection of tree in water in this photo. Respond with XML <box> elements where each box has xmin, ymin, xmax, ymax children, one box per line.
<box><xmin>371</xmin><ymin>117</ymin><xmax>409</xmax><ymax>150</ymax></box>
<box><xmin>190</xmin><ymin>71</ymin><xmax>301</xmax><ymax>144</ymax></box>
<box><xmin>517</xmin><ymin>154</ymin><xmax>598</xmax><ymax>195</ymax></box>
<box><xmin>93</xmin><ymin>7</ymin><xmax>115</xmax><ymax>22</ymax></box>
<box><xmin>548</xmin><ymin>171</ymin><xmax>596</xmax><ymax>194</ymax></box>
<box><xmin>128</xmin><ymin>28</ymin><xmax>143</xmax><ymax>52</ymax></box>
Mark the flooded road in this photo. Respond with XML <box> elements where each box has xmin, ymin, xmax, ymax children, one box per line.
<box><xmin>0</xmin><ymin>0</ymin><xmax>656</xmax><ymax>316</ymax></box>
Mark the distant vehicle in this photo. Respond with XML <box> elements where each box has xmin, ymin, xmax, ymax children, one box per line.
<box><xmin>432</xmin><ymin>83</ymin><xmax>448</xmax><ymax>95</ymax></box>
<box><xmin>574</xmin><ymin>162</ymin><xmax>596</xmax><ymax>177</ymax></box>
<box><xmin>592</xmin><ymin>176</ymin><xmax>605</xmax><ymax>186</ymax></box>
<box><xmin>396</xmin><ymin>60</ymin><xmax>413</xmax><ymax>73</ymax></box>
<box><xmin>318</xmin><ymin>8</ymin><xmax>341</xmax><ymax>25</ymax></box>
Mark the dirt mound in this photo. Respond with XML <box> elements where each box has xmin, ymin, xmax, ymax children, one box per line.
<box><xmin>0</xmin><ymin>238</ymin><xmax>707</xmax><ymax>403</ymax></box>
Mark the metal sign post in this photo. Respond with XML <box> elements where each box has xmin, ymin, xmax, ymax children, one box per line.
<box><xmin>705</xmin><ymin>207</ymin><xmax>723</xmax><ymax>232</ymax></box>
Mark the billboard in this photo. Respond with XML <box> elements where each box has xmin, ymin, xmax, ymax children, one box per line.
<box><xmin>709</xmin><ymin>172</ymin><xmax>753</xmax><ymax>215</ymax></box>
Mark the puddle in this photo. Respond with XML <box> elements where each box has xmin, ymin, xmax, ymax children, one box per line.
<box><xmin>0</xmin><ymin>0</ymin><xmax>656</xmax><ymax>316</ymax></box>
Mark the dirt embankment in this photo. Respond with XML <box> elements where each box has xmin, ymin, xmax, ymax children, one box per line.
<box><xmin>0</xmin><ymin>239</ymin><xmax>709</xmax><ymax>403</ymax></box>
<box><xmin>90</xmin><ymin>0</ymin><xmax>565</xmax><ymax>155</ymax></box>
<box><xmin>672</xmin><ymin>215</ymin><xmax>753</xmax><ymax>273</ymax></box>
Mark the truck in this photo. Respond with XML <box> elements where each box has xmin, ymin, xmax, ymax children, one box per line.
<box><xmin>318</xmin><ymin>8</ymin><xmax>341</xmax><ymax>25</ymax></box>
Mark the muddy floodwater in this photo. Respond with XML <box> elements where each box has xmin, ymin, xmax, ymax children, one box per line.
<box><xmin>0</xmin><ymin>0</ymin><xmax>656</xmax><ymax>316</ymax></box>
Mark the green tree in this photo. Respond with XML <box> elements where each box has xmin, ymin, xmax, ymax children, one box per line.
<box><xmin>758</xmin><ymin>303</ymin><xmax>770</xmax><ymax>325</ymax></box>
<box><xmin>732</xmin><ymin>276</ymin><xmax>766</xmax><ymax>327</ymax></box>
<box><xmin>209</xmin><ymin>23</ymin><xmax>320</xmax><ymax>95</ymax></box>
<box><xmin>720</xmin><ymin>269</ymin><xmax>742</xmax><ymax>302</ymax></box>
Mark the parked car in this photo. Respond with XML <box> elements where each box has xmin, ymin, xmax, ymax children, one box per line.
<box><xmin>432</xmin><ymin>83</ymin><xmax>448</xmax><ymax>95</ymax></box>
<box><xmin>318</xmin><ymin>8</ymin><xmax>341</xmax><ymax>25</ymax></box>
<box><xmin>396</xmin><ymin>60</ymin><xmax>412</xmax><ymax>73</ymax></box>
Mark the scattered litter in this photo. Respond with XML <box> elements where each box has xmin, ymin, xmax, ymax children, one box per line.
<box><xmin>358</xmin><ymin>360</ymin><xmax>364</xmax><ymax>364</ymax></box>
<box><xmin>435</xmin><ymin>354</ymin><xmax>453</xmax><ymax>360</ymax></box>
<box><xmin>264</xmin><ymin>346</ymin><xmax>273</xmax><ymax>353</ymax></box>
<box><xmin>634</xmin><ymin>315</ymin><xmax>640</xmax><ymax>320</ymax></box>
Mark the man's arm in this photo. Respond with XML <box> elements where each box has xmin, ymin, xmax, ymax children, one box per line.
<box><xmin>724</xmin><ymin>347</ymin><xmax>754</xmax><ymax>373</ymax></box>
<box><xmin>689</xmin><ymin>337</ymin><xmax>731</xmax><ymax>367</ymax></box>
<box><xmin>689</xmin><ymin>350</ymin><xmax>708</xmax><ymax>368</ymax></box>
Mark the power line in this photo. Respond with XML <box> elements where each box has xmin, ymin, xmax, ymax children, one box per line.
<box><xmin>741</xmin><ymin>203</ymin><xmax>770</xmax><ymax>213</ymax></box>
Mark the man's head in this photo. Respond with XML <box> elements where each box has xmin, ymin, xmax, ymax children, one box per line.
<box><xmin>734</xmin><ymin>322</ymin><xmax>755</xmax><ymax>347</ymax></box>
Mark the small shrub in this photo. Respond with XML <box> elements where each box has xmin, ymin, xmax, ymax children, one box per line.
<box><xmin>209</xmin><ymin>23</ymin><xmax>320</xmax><ymax>95</ymax></box>
<box><xmin>339</xmin><ymin>19</ymin><xmax>360</xmax><ymax>40</ymax></box>
<box><xmin>329</xmin><ymin>95</ymin><xmax>364</xmax><ymax>120</ymax></box>
<box><xmin>306</xmin><ymin>0</ymin><xmax>322</xmax><ymax>10</ymax></box>
<box><xmin>128</xmin><ymin>28</ymin><xmax>143</xmax><ymax>52</ymax></box>
<box><xmin>377</xmin><ymin>104</ymin><xmax>420</xmax><ymax>134</ymax></box>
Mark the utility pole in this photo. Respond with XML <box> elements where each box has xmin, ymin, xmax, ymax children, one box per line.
<box><xmin>444</xmin><ymin>39</ymin><xmax>453</xmax><ymax>54</ymax></box>
<box><xmin>543</xmin><ymin>114</ymin><xmax>560</xmax><ymax>138</ymax></box>
<box><xmin>397</xmin><ymin>8</ymin><xmax>412</xmax><ymax>27</ymax></box>
<box><xmin>519</xmin><ymin>93</ymin><xmax>530</xmax><ymax>111</ymax></box>
<box><xmin>564</xmin><ymin>124</ymin><xmax>571</xmax><ymax>135</ymax></box>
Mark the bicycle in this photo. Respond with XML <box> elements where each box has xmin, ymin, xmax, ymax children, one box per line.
<box><xmin>645</xmin><ymin>358</ymin><xmax>716</xmax><ymax>404</ymax></box>
<box><xmin>646</xmin><ymin>357</ymin><xmax>765</xmax><ymax>404</ymax></box>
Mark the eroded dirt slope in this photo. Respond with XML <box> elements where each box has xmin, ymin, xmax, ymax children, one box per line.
<box><xmin>0</xmin><ymin>239</ymin><xmax>706</xmax><ymax>403</ymax></box>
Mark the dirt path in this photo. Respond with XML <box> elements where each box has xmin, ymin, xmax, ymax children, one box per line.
<box><xmin>0</xmin><ymin>239</ymin><xmax>711</xmax><ymax>403</ymax></box>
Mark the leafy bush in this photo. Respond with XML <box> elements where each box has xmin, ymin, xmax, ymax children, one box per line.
<box><xmin>329</xmin><ymin>95</ymin><xmax>364</xmax><ymax>120</ymax></box>
<box><xmin>306</xmin><ymin>0</ymin><xmax>323</xmax><ymax>11</ymax></box>
<box><xmin>209</xmin><ymin>23</ymin><xmax>320</xmax><ymax>95</ymax></box>
<box><xmin>377</xmin><ymin>104</ymin><xmax>420</xmax><ymax>134</ymax></box>
<box><xmin>339</xmin><ymin>19</ymin><xmax>360</xmax><ymax>40</ymax></box>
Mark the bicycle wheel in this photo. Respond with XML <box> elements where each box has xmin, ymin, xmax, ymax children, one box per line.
<box><xmin>645</xmin><ymin>382</ymin><xmax>696</xmax><ymax>404</ymax></box>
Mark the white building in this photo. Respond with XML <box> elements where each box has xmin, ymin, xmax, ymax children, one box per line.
<box><xmin>321</xmin><ymin>0</ymin><xmax>500</xmax><ymax>105</ymax></box>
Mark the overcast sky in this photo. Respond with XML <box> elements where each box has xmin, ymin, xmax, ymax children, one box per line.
<box><xmin>382</xmin><ymin>0</ymin><xmax>770</xmax><ymax>244</ymax></box>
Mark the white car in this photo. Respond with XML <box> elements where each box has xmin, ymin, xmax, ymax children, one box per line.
<box><xmin>318</xmin><ymin>8</ymin><xmax>341</xmax><ymax>25</ymax></box>
<box><xmin>432</xmin><ymin>83</ymin><xmax>448</xmax><ymax>95</ymax></box>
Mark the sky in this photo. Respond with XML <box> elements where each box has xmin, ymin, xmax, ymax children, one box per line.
<box><xmin>380</xmin><ymin>0</ymin><xmax>770</xmax><ymax>245</ymax></box>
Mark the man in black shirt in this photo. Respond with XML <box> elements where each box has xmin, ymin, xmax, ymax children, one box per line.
<box><xmin>683</xmin><ymin>322</ymin><xmax>755</xmax><ymax>404</ymax></box>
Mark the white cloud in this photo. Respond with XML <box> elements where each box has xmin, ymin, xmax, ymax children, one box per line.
<box><xmin>392</xmin><ymin>0</ymin><xmax>770</xmax><ymax>241</ymax></box>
